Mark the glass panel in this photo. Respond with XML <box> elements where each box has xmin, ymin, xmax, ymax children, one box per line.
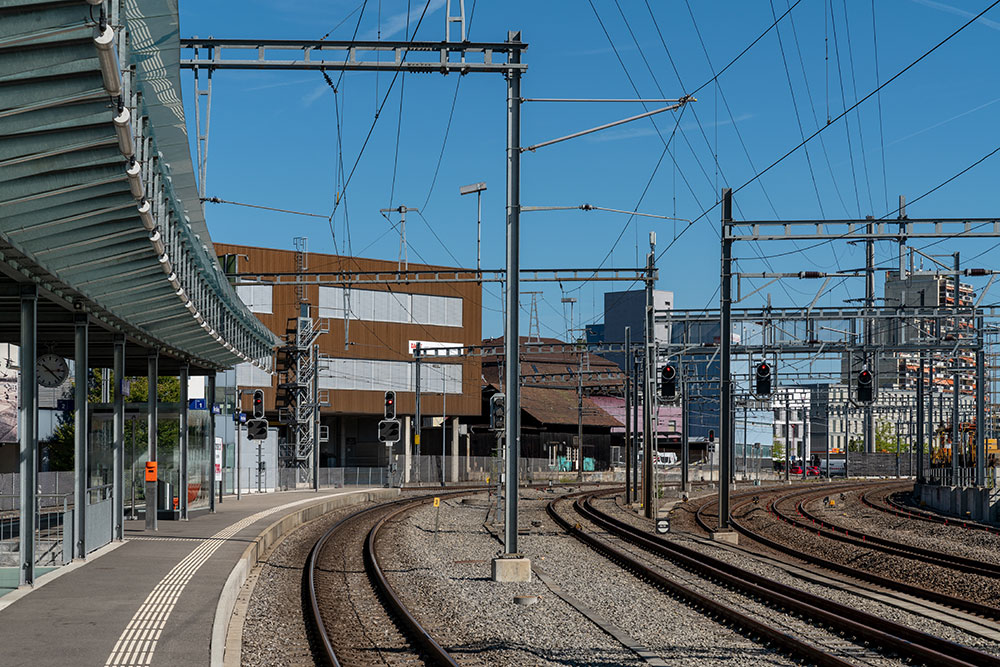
<box><xmin>412</xmin><ymin>294</ymin><xmax>430</xmax><ymax>324</ymax></box>
<box><xmin>187</xmin><ymin>409</ymin><xmax>211</xmax><ymax>510</ymax></box>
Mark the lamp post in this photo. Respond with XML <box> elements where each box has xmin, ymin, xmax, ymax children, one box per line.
<box><xmin>460</xmin><ymin>181</ymin><xmax>487</xmax><ymax>277</ymax></box>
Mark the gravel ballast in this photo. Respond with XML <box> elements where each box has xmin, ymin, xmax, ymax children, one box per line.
<box><xmin>379</xmin><ymin>487</ymin><xmax>799</xmax><ymax>666</ymax></box>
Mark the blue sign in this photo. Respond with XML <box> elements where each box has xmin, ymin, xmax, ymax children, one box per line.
<box><xmin>188</xmin><ymin>398</ymin><xmax>206</xmax><ymax>411</ymax></box>
<box><xmin>211</xmin><ymin>403</ymin><xmax>222</xmax><ymax>415</ymax></box>
<box><xmin>239</xmin><ymin>412</ymin><xmax>247</xmax><ymax>424</ymax></box>
<box><xmin>57</xmin><ymin>399</ymin><xmax>74</xmax><ymax>412</ymax></box>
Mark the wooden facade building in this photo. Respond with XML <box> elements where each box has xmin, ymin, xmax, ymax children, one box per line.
<box><xmin>215</xmin><ymin>243</ymin><xmax>482</xmax><ymax>467</ymax></box>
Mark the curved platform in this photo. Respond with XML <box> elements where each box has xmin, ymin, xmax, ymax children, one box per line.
<box><xmin>0</xmin><ymin>489</ymin><xmax>395</xmax><ymax>666</ymax></box>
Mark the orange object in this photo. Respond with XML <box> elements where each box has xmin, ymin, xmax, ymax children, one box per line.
<box><xmin>145</xmin><ymin>461</ymin><xmax>157</xmax><ymax>482</ymax></box>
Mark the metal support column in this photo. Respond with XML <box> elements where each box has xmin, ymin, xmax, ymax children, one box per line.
<box><xmin>19</xmin><ymin>285</ymin><xmax>37</xmax><ymax>586</ymax></box>
<box><xmin>179</xmin><ymin>365</ymin><xmax>189</xmax><ymax>519</ymax></box>
<box><xmin>976</xmin><ymin>336</ymin><xmax>986</xmax><ymax>486</ymax></box>
<box><xmin>450</xmin><ymin>417</ymin><xmax>460</xmax><ymax>483</ymax></box>
<box><xmin>502</xmin><ymin>32</ymin><xmax>522</xmax><ymax>554</ymax></box>
<box><xmin>113</xmin><ymin>336</ymin><xmax>125</xmax><ymax>540</ymax></box>
<box><xmin>146</xmin><ymin>351</ymin><xmax>158</xmax><ymax>531</ymax></box>
<box><xmin>313</xmin><ymin>344</ymin><xmax>320</xmax><ymax>491</ymax></box>
<box><xmin>208</xmin><ymin>373</ymin><xmax>216</xmax><ymax>512</ymax></box>
<box><xmin>632</xmin><ymin>352</ymin><xmax>640</xmax><ymax>499</ymax></box>
<box><xmin>642</xmin><ymin>236</ymin><xmax>655</xmax><ymax>519</ymax></box>
<box><xmin>73</xmin><ymin>313</ymin><xmax>88</xmax><ymax>559</ymax></box>
<box><xmin>577</xmin><ymin>353</ymin><xmax>584</xmax><ymax>482</ymax></box>
<box><xmin>681</xmin><ymin>364</ymin><xmax>689</xmax><ymax>493</ymax></box>
<box><xmin>952</xmin><ymin>254</ymin><xmax>961</xmax><ymax>485</ymax></box>
<box><xmin>917</xmin><ymin>353</ymin><xmax>925</xmax><ymax>483</ymax></box>
<box><xmin>624</xmin><ymin>327</ymin><xmax>632</xmax><ymax>504</ymax></box>
<box><xmin>236</xmin><ymin>387</ymin><xmax>242</xmax><ymax>499</ymax></box>
<box><xmin>825</xmin><ymin>406</ymin><xmax>832</xmax><ymax>480</ymax></box>
<box><xmin>864</xmin><ymin>218</ymin><xmax>876</xmax><ymax>453</ymax></box>
<box><xmin>718</xmin><ymin>188</ymin><xmax>733</xmax><ymax>530</ymax></box>
<box><xmin>414</xmin><ymin>344</ymin><xmax>422</xmax><ymax>483</ymax></box>
<box><xmin>784</xmin><ymin>392</ymin><xmax>791</xmax><ymax>482</ymax></box>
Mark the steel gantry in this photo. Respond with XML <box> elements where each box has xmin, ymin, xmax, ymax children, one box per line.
<box><xmin>183</xmin><ymin>27</ymin><xmax>534</xmax><ymax>556</ymax></box>
<box><xmin>717</xmin><ymin>188</ymin><xmax>997</xmax><ymax>534</ymax></box>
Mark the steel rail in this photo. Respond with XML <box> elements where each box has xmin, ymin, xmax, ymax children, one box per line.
<box><xmin>863</xmin><ymin>488</ymin><xmax>1000</xmax><ymax>535</ymax></box>
<box><xmin>366</xmin><ymin>501</ymin><xmax>460</xmax><ymax>667</ymax></box>
<box><xmin>706</xmin><ymin>486</ymin><xmax>1000</xmax><ymax>621</ymax></box>
<box><xmin>576</xmin><ymin>491</ymin><xmax>999</xmax><ymax>667</ymax></box>
<box><xmin>771</xmin><ymin>487</ymin><xmax>1000</xmax><ymax>579</ymax></box>
<box><xmin>305</xmin><ymin>493</ymin><xmax>466</xmax><ymax>666</ymax></box>
<box><xmin>545</xmin><ymin>493</ymin><xmax>854</xmax><ymax>667</ymax></box>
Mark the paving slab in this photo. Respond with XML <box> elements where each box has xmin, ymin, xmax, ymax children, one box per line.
<box><xmin>0</xmin><ymin>488</ymin><xmax>389</xmax><ymax>666</ymax></box>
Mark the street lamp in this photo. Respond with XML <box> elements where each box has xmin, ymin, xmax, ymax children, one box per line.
<box><xmin>460</xmin><ymin>181</ymin><xmax>487</xmax><ymax>276</ymax></box>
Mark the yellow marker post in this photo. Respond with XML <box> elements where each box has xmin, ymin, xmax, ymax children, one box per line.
<box><xmin>433</xmin><ymin>497</ymin><xmax>441</xmax><ymax>540</ymax></box>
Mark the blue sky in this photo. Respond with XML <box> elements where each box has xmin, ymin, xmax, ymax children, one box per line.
<box><xmin>180</xmin><ymin>0</ymin><xmax>1000</xmax><ymax>340</ymax></box>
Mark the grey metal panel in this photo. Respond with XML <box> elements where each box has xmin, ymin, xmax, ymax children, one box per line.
<box><xmin>6</xmin><ymin>203</ymin><xmax>138</xmax><ymax>242</ymax></box>
<box><xmin>0</xmin><ymin>145</ymin><xmax>121</xmax><ymax>183</ymax></box>
<box><xmin>84</xmin><ymin>497</ymin><xmax>112</xmax><ymax>555</ymax></box>
<box><xmin>0</xmin><ymin>0</ymin><xmax>277</xmax><ymax>370</ymax></box>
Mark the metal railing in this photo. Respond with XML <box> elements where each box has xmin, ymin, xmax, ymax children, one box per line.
<box><xmin>0</xmin><ymin>492</ymin><xmax>71</xmax><ymax>568</ymax></box>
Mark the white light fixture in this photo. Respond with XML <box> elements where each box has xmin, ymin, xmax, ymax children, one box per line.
<box><xmin>175</xmin><ymin>287</ymin><xmax>186</xmax><ymax>298</ymax></box>
<box><xmin>126</xmin><ymin>160</ymin><xmax>143</xmax><ymax>199</ymax></box>
<box><xmin>137</xmin><ymin>199</ymin><xmax>155</xmax><ymax>230</ymax></box>
<box><xmin>113</xmin><ymin>106</ymin><xmax>134</xmax><ymax>157</ymax></box>
<box><xmin>167</xmin><ymin>272</ymin><xmax>180</xmax><ymax>291</ymax></box>
<box><xmin>158</xmin><ymin>254</ymin><xmax>172</xmax><ymax>275</ymax></box>
<box><xmin>93</xmin><ymin>25</ymin><xmax>121</xmax><ymax>96</ymax></box>
<box><xmin>149</xmin><ymin>230</ymin><xmax>164</xmax><ymax>256</ymax></box>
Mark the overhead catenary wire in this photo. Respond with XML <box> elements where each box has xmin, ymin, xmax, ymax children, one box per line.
<box><xmin>871</xmin><ymin>0</ymin><xmax>890</xmax><ymax>215</ymax></box>
<box><xmin>840</xmin><ymin>0</ymin><xmax>876</xmax><ymax>215</ymax></box>
<box><xmin>201</xmin><ymin>197</ymin><xmax>328</xmax><ymax>219</ymax></box>
<box><xmin>655</xmin><ymin>0</ymin><xmax>1000</xmax><ymax>269</ymax></box>
<box><xmin>768</xmin><ymin>0</ymin><xmax>825</xmax><ymax>218</ymax></box>
<box><xmin>828</xmin><ymin>0</ymin><xmax>863</xmax><ymax>218</ymax></box>
<box><xmin>785</xmin><ymin>0</ymin><xmax>851</xmax><ymax>218</ymax></box>
<box><xmin>327</xmin><ymin>0</ymin><xmax>435</xmax><ymax>223</ymax></box>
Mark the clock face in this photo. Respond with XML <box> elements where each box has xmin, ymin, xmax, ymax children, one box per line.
<box><xmin>37</xmin><ymin>353</ymin><xmax>69</xmax><ymax>389</ymax></box>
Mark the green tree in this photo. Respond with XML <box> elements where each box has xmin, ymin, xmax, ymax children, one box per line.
<box><xmin>875</xmin><ymin>421</ymin><xmax>895</xmax><ymax>452</ymax></box>
<box><xmin>771</xmin><ymin>440</ymin><xmax>785</xmax><ymax>461</ymax></box>
<box><xmin>42</xmin><ymin>371</ymin><xmax>182</xmax><ymax>471</ymax></box>
<box><xmin>848</xmin><ymin>437</ymin><xmax>864</xmax><ymax>453</ymax></box>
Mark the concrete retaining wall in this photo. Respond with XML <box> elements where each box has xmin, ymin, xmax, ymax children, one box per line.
<box><xmin>210</xmin><ymin>488</ymin><xmax>400</xmax><ymax>667</ymax></box>
<box><xmin>915</xmin><ymin>483</ymin><xmax>999</xmax><ymax>523</ymax></box>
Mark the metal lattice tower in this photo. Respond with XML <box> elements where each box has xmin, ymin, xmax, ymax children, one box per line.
<box><xmin>277</xmin><ymin>304</ymin><xmax>328</xmax><ymax>484</ymax></box>
<box><xmin>524</xmin><ymin>291</ymin><xmax>542</xmax><ymax>342</ymax></box>
<box><xmin>293</xmin><ymin>237</ymin><xmax>308</xmax><ymax>305</ymax></box>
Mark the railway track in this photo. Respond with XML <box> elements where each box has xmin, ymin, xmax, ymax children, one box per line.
<box><xmin>861</xmin><ymin>487</ymin><xmax>1000</xmax><ymax>535</ymax></box>
<box><xmin>305</xmin><ymin>492</ymin><xmax>467</xmax><ymax>667</ymax></box>
<box><xmin>550</xmin><ymin>488</ymin><xmax>1000</xmax><ymax>666</ymax></box>
<box><xmin>777</xmin><ymin>486</ymin><xmax>1000</xmax><ymax>579</ymax></box>
<box><xmin>696</xmin><ymin>482</ymin><xmax>1000</xmax><ymax>621</ymax></box>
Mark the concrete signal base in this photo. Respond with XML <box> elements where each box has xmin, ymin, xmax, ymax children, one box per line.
<box><xmin>492</xmin><ymin>555</ymin><xmax>531</xmax><ymax>582</ymax></box>
<box><xmin>710</xmin><ymin>530</ymin><xmax>740</xmax><ymax>545</ymax></box>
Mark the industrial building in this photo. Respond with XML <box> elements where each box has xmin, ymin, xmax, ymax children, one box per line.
<box><xmin>215</xmin><ymin>243</ymin><xmax>482</xmax><ymax>479</ymax></box>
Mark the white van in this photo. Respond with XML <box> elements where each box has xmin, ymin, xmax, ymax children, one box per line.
<box><xmin>655</xmin><ymin>452</ymin><xmax>678</xmax><ymax>466</ymax></box>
